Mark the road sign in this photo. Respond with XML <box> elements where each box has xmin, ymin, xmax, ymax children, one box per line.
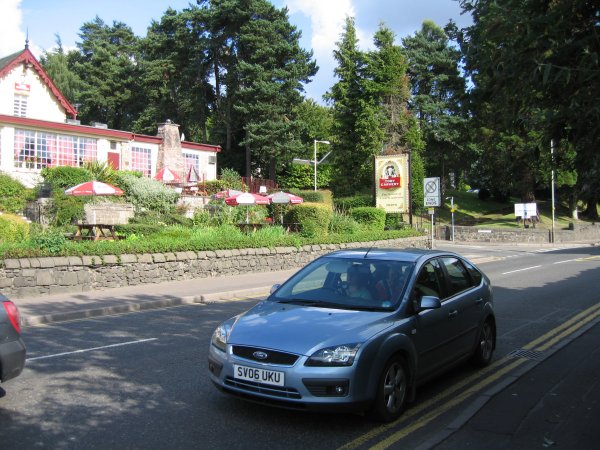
<box><xmin>424</xmin><ymin>177</ymin><xmax>440</xmax><ymax>207</ymax></box>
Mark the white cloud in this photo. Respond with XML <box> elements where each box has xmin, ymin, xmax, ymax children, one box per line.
<box><xmin>286</xmin><ymin>0</ymin><xmax>356</xmax><ymax>59</ymax></box>
<box><xmin>0</xmin><ymin>0</ymin><xmax>26</xmax><ymax>55</ymax></box>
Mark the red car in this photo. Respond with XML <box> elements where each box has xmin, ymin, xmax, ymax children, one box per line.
<box><xmin>0</xmin><ymin>294</ymin><xmax>26</xmax><ymax>388</ymax></box>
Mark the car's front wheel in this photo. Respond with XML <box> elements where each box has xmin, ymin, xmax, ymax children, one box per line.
<box><xmin>369</xmin><ymin>354</ymin><xmax>408</xmax><ymax>422</ymax></box>
<box><xmin>472</xmin><ymin>319</ymin><xmax>495</xmax><ymax>367</ymax></box>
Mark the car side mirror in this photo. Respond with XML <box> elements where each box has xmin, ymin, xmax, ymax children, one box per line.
<box><xmin>418</xmin><ymin>295</ymin><xmax>441</xmax><ymax>311</ymax></box>
<box><xmin>270</xmin><ymin>284</ymin><xmax>281</xmax><ymax>294</ymax></box>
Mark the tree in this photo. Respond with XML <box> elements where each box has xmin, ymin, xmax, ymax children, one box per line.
<box><xmin>367</xmin><ymin>25</ymin><xmax>411</xmax><ymax>152</ymax></box>
<box><xmin>136</xmin><ymin>7</ymin><xmax>214</xmax><ymax>140</ymax></box>
<box><xmin>328</xmin><ymin>17</ymin><xmax>383</xmax><ymax>195</ymax></box>
<box><xmin>457</xmin><ymin>0</ymin><xmax>599</xmax><ymax>216</ymax></box>
<box><xmin>234</xmin><ymin>0</ymin><xmax>317</xmax><ymax>179</ymax></box>
<box><xmin>70</xmin><ymin>16</ymin><xmax>142</xmax><ymax>130</ymax></box>
<box><xmin>192</xmin><ymin>0</ymin><xmax>316</xmax><ymax>179</ymax></box>
<box><xmin>39</xmin><ymin>35</ymin><xmax>82</xmax><ymax>105</ymax></box>
<box><xmin>402</xmin><ymin>20</ymin><xmax>469</xmax><ymax>189</ymax></box>
<box><xmin>280</xmin><ymin>99</ymin><xmax>333</xmax><ymax>189</ymax></box>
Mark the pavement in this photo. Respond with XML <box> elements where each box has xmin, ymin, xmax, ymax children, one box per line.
<box><xmin>14</xmin><ymin>268</ymin><xmax>301</xmax><ymax>327</ymax></box>
<box><xmin>11</xmin><ymin>260</ymin><xmax>600</xmax><ymax>450</ymax></box>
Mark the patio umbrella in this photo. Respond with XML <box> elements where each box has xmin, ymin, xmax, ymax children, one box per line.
<box><xmin>267</xmin><ymin>191</ymin><xmax>304</xmax><ymax>205</ymax></box>
<box><xmin>154</xmin><ymin>166</ymin><xmax>181</xmax><ymax>183</ymax></box>
<box><xmin>267</xmin><ymin>191</ymin><xmax>303</xmax><ymax>224</ymax></box>
<box><xmin>213</xmin><ymin>189</ymin><xmax>242</xmax><ymax>199</ymax></box>
<box><xmin>224</xmin><ymin>192</ymin><xmax>270</xmax><ymax>223</ymax></box>
<box><xmin>64</xmin><ymin>181</ymin><xmax>124</xmax><ymax>196</ymax></box>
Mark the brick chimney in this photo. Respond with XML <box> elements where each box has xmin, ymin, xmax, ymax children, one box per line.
<box><xmin>156</xmin><ymin>120</ymin><xmax>185</xmax><ymax>178</ymax></box>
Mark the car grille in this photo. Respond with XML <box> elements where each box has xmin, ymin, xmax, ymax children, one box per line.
<box><xmin>231</xmin><ymin>345</ymin><xmax>299</xmax><ymax>365</ymax></box>
<box><xmin>224</xmin><ymin>377</ymin><xmax>302</xmax><ymax>399</ymax></box>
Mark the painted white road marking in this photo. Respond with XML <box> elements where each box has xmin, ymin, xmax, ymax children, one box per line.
<box><xmin>26</xmin><ymin>338</ymin><xmax>158</xmax><ymax>362</ymax></box>
<box><xmin>502</xmin><ymin>265</ymin><xmax>542</xmax><ymax>275</ymax></box>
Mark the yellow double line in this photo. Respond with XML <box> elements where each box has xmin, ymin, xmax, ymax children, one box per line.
<box><xmin>340</xmin><ymin>301</ymin><xmax>600</xmax><ymax>450</ymax></box>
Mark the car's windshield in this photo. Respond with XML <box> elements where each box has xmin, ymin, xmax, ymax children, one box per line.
<box><xmin>270</xmin><ymin>257</ymin><xmax>414</xmax><ymax>311</ymax></box>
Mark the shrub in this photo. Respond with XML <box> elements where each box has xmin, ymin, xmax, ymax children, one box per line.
<box><xmin>0</xmin><ymin>172</ymin><xmax>30</xmax><ymax>213</ymax></box>
<box><xmin>83</xmin><ymin>161</ymin><xmax>118</xmax><ymax>185</ymax></box>
<box><xmin>333</xmin><ymin>194</ymin><xmax>373</xmax><ymax>210</ymax></box>
<box><xmin>385</xmin><ymin>213</ymin><xmax>406</xmax><ymax>230</ymax></box>
<box><xmin>285</xmin><ymin>202</ymin><xmax>332</xmax><ymax>237</ymax></box>
<box><xmin>117</xmin><ymin>173</ymin><xmax>179</xmax><ymax>213</ymax></box>
<box><xmin>219</xmin><ymin>168</ymin><xmax>244</xmax><ymax>191</ymax></box>
<box><xmin>48</xmin><ymin>194</ymin><xmax>86</xmax><ymax>226</ymax></box>
<box><xmin>0</xmin><ymin>213</ymin><xmax>30</xmax><ymax>244</ymax></box>
<box><xmin>41</xmin><ymin>166</ymin><xmax>92</xmax><ymax>192</ymax></box>
<box><xmin>294</xmin><ymin>190</ymin><xmax>325</xmax><ymax>203</ymax></box>
<box><xmin>329</xmin><ymin>212</ymin><xmax>360</xmax><ymax>234</ymax></box>
<box><xmin>203</xmin><ymin>179</ymin><xmax>228</xmax><ymax>195</ymax></box>
<box><xmin>30</xmin><ymin>229</ymin><xmax>67</xmax><ymax>254</ymax></box>
<box><xmin>350</xmin><ymin>207</ymin><xmax>386</xmax><ymax>231</ymax></box>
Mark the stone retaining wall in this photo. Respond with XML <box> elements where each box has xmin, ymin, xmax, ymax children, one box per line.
<box><xmin>0</xmin><ymin>237</ymin><xmax>428</xmax><ymax>298</ymax></box>
<box><xmin>444</xmin><ymin>222</ymin><xmax>600</xmax><ymax>244</ymax></box>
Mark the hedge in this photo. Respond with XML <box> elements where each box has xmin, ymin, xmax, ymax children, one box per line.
<box><xmin>0</xmin><ymin>213</ymin><xmax>30</xmax><ymax>244</ymax></box>
<box><xmin>350</xmin><ymin>207</ymin><xmax>386</xmax><ymax>231</ymax></box>
<box><xmin>284</xmin><ymin>202</ymin><xmax>333</xmax><ymax>237</ymax></box>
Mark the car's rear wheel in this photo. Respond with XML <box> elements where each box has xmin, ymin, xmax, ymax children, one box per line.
<box><xmin>472</xmin><ymin>319</ymin><xmax>495</xmax><ymax>367</ymax></box>
<box><xmin>369</xmin><ymin>354</ymin><xmax>408</xmax><ymax>422</ymax></box>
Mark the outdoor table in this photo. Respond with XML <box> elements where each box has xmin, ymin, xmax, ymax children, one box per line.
<box><xmin>73</xmin><ymin>224</ymin><xmax>118</xmax><ymax>241</ymax></box>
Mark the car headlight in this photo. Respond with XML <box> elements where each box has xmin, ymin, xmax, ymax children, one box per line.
<box><xmin>305</xmin><ymin>344</ymin><xmax>360</xmax><ymax>366</ymax></box>
<box><xmin>211</xmin><ymin>323</ymin><xmax>231</xmax><ymax>352</ymax></box>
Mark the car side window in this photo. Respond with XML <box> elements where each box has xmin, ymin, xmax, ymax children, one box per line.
<box><xmin>414</xmin><ymin>260</ymin><xmax>443</xmax><ymax>300</ymax></box>
<box><xmin>462</xmin><ymin>260</ymin><xmax>483</xmax><ymax>286</ymax></box>
<box><xmin>440</xmin><ymin>257</ymin><xmax>472</xmax><ymax>297</ymax></box>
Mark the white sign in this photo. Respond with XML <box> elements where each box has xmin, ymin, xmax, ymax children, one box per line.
<box><xmin>514</xmin><ymin>203</ymin><xmax>538</xmax><ymax>218</ymax></box>
<box><xmin>424</xmin><ymin>177</ymin><xmax>440</xmax><ymax>207</ymax></box>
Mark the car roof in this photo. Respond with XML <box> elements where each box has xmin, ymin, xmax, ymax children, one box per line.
<box><xmin>323</xmin><ymin>248</ymin><xmax>458</xmax><ymax>263</ymax></box>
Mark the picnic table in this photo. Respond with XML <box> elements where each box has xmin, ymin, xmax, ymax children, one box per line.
<box><xmin>72</xmin><ymin>223</ymin><xmax>118</xmax><ymax>241</ymax></box>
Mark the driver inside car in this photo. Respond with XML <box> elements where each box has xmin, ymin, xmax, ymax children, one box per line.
<box><xmin>346</xmin><ymin>266</ymin><xmax>373</xmax><ymax>300</ymax></box>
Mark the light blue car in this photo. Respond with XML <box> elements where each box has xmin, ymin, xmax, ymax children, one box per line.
<box><xmin>208</xmin><ymin>248</ymin><xmax>495</xmax><ymax>421</ymax></box>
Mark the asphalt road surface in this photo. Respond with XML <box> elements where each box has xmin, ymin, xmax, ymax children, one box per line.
<box><xmin>1</xmin><ymin>243</ymin><xmax>598</xmax><ymax>449</ymax></box>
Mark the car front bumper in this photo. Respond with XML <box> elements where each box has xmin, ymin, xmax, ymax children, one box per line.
<box><xmin>208</xmin><ymin>345</ymin><xmax>373</xmax><ymax>413</ymax></box>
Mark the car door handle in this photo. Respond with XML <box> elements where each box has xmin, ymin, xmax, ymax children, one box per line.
<box><xmin>448</xmin><ymin>310</ymin><xmax>458</xmax><ymax>319</ymax></box>
<box><xmin>475</xmin><ymin>298</ymin><xmax>484</xmax><ymax>305</ymax></box>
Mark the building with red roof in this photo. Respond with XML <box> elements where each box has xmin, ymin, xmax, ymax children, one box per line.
<box><xmin>0</xmin><ymin>44</ymin><xmax>220</xmax><ymax>188</ymax></box>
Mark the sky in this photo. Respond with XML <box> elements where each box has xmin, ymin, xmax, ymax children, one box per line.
<box><xmin>1</xmin><ymin>0</ymin><xmax>472</xmax><ymax>103</ymax></box>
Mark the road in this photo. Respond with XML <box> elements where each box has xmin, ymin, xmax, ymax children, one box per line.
<box><xmin>0</xmin><ymin>243</ymin><xmax>598</xmax><ymax>449</ymax></box>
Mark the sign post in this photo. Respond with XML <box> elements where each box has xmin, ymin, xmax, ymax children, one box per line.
<box><xmin>424</xmin><ymin>177</ymin><xmax>440</xmax><ymax>248</ymax></box>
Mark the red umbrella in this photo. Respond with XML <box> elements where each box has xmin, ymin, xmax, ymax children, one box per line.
<box><xmin>64</xmin><ymin>181</ymin><xmax>124</xmax><ymax>196</ymax></box>
<box><xmin>224</xmin><ymin>192</ymin><xmax>270</xmax><ymax>224</ymax></box>
<box><xmin>225</xmin><ymin>192</ymin><xmax>270</xmax><ymax>206</ymax></box>
<box><xmin>154</xmin><ymin>166</ymin><xmax>181</xmax><ymax>183</ymax></box>
<box><xmin>213</xmin><ymin>189</ymin><xmax>242</xmax><ymax>199</ymax></box>
<box><xmin>267</xmin><ymin>191</ymin><xmax>304</xmax><ymax>204</ymax></box>
<box><xmin>267</xmin><ymin>191</ymin><xmax>303</xmax><ymax>224</ymax></box>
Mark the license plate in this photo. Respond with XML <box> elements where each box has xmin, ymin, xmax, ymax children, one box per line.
<box><xmin>234</xmin><ymin>364</ymin><xmax>284</xmax><ymax>386</ymax></box>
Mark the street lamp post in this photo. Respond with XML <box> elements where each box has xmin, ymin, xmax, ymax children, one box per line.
<box><xmin>446</xmin><ymin>196</ymin><xmax>455</xmax><ymax>242</ymax></box>
<box><xmin>313</xmin><ymin>140</ymin><xmax>330</xmax><ymax>191</ymax></box>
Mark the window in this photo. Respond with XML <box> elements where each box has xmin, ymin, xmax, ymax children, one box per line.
<box><xmin>13</xmin><ymin>94</ymin><xmax>27</xmax><ymax>117</ymax></box>
<box><xmin>183</xmin><ymin>152</ymin><xmax>200</xmax><ymax>180</ymax></box>
<box><xmin>208</xmin><ymin>155</ymin><xmax>216</xmax><ymax>165</ymax></box>
<box><xmin>462</xmin><ymin>260</ymin><xmax>483</xmax><ymax>286</ymax></box>
<box><xmin>440</xmin><ymin>257</ymin><xmax>471</xmax><ymax>296</ymax></box>
<box><xmin>414</xmin><ymin>260</ymin><xmax>443</xmax><ymax>299</ymax></box>
<box><xmin>14</xmin><ymin>129</ymin><xmax>97</xmax><ymax>169</ymax></box>
<box><xmin>131</xmin><ymin>146</ymin><xmax>152</xmax><ymax>177</ymax></box>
